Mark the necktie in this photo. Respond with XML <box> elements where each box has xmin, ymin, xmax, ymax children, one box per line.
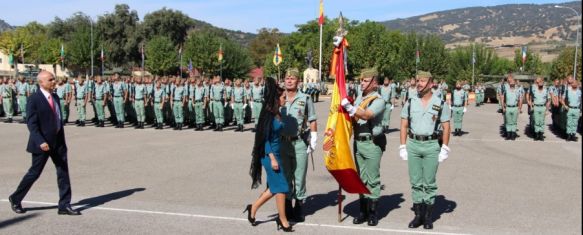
<box><xmin>48</xmin><ymin>95</ymin><xmax>55</xmax><ymax>113</ymax></box>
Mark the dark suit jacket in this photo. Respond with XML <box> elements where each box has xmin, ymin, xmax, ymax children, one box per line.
<box><xmin>26</xmin><ymin>89</ymin><xmax>67</xmax><ymax>154</ymax></box>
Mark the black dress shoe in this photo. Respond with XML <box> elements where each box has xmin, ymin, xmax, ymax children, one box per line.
<box><xmin>9</xmin><ymin>196</ymin><xmax>25</xmax><ymax>214</ymax></box>
<box><xmin>58</xmin><ymin>206</ymin><xmax>81</xmax><ymax>215</ymax></box>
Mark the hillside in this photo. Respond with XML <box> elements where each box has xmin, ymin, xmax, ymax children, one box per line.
<box><xmin>0</xmin><ymin>19</ymin><xmax>13</xmax><ymax>32</ymax></box>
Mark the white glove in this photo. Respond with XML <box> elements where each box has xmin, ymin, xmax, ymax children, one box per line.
<box><xmin>250</xmin><ymin>101</ymin><xmax>254</xmax><ymax>110</ymax></box>
<box><xmin>243</xmin><ymin>104</ymin><xmax>248</xmax><ymax>109</ymax></box>
<box><xmin>307</xmin><ymin>132</ymin><xmax>318</xmax><ymax>153</ymax></box>
<box><xmin>390</xmin><ymin>104</ymin><xmax>394</xmax><ymax>110</ymax></box>
<box><xmin>340</xmin><ymin>98</ymin><xmax>357</xmax><ymax>117</ymax></box>
<box><xmin>224</xmin><ymin>102</ymin><xmax>228</xmax><ymax>108</ymax></box>
<box><xmin>449</xmin><ymin>104</ymin><xmax>452</xmax><ymax>109</ymax></box>
<box><xmin>438</xmin><ymin>145</ymin><xmax>450</xmax><ymax>163</ymax></box>
<box><xmin>230</xmin><ymin>103</ymin><xmax>234</xmax><ymax>109</ymax></box>
<box><xmin>463</xmin><ymin>107</ymin><xmax>467</xmax><ymax>113</ymax></box>
<box><xmin>399</xmin><ymin>145</ymin><xmax>408</xmax><ymax>161</ymax></box>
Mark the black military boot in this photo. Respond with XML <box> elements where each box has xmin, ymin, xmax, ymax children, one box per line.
<box><xmin>408</xmin><ymin>203</ymin><xmax>425</xmax><ymax>228</ymax></box>
<box><xmin>294</xmin><ymin>199</ymin><xmax>305</xmax><ymax>222</ymax></box>
<box><xmin>239</xmin><ymin>124</ymin><xmax>244</xmax><ymax>132</ymax></box>
<box><xmin>218</xmin><ymin>124</ymin><xmax>223</xmax><ymax>132</ymax></box>
<box><xmin>81</xmin><ymin>121</ymin><xmax>86</xmax><ymax>127</ymax></box>
<box><xmin>353</xmin><ymin>198</ymin><xmax>369</xmax><ymax>224</ymax></box>
<box><xmin>285</xmin><ymin>199</ymin><xmax>294</xmax><ymax>221</ymax></box>
<box><xmin>179</xmin><ymin>123</ymin><xmax>183</xmax><ymax>130</ymax></box>
<box><xmin>423</xmin><ymin>204</ymin><xmax>434</xmax><ymax>229</ymax></box>
<box><xmin>367</xmin><ymin>199</ymin><xmax>379</xmax><ymax>226</ymax></box>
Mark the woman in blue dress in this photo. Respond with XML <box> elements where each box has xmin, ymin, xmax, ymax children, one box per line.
<box><xmin>245</xmin><ymin>77</ymin><xmax>293</xmax><ymax>232</ymax></box>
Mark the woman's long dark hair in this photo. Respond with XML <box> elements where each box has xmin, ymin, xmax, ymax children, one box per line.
<box><xmin>249</xmin><ymin>77</ymin><xmax>284</xmax><ymax>189</ymax></box>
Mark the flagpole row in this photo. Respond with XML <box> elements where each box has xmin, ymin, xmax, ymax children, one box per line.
<box><xmin>338</xmin><ymin>185</ymin><xmax>342</xmax><ymax>223</ymax></box>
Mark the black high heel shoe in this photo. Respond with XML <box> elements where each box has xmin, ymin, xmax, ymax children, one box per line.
<box><xmin>243</xmin><ymin>204</ymin><xmax>257</xmax><ymax>226</ymax></box>
<box><xmin>275</xmin><ymin>217</ymin><xmax>293</xmax><ymax>232</ymax></box>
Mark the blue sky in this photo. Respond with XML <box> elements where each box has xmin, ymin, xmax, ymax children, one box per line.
<box><xmin>0</xmin><ymin>0</ymin><xmax>574</xmax><ymax>33</ymax></box>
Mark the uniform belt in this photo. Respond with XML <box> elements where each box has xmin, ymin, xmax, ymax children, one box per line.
<box><xmin>281</xmin><ymin>135</ymin><xmax>299</xmax><ymax>141</ymax></box>
<box><xmin>194</xmin><ymin>99</ymin><xmax>203</xmax><ymax>102</ymax></box>
<box><xmin>254</xmin><ymin>99</ymin><xmax>262</xmax><ymax>102</ymax></box>
<box><xmin>453</xmin><ymin>105</ymin><xmax>464</xmax><ymax>107</ymax></box>
<box><xmin>355</xmin><ymin>135</ymin><xmax>373</xmax><ymax>141</ymax></box>
<box><xmin>95</xmin><ymin>98</ymin><xmax>103</xmax><ymax>100</ymax></box>
<box><xmin>569</xmin><ymin>106</ymin><xmax>580</xmax><ymax>109</ymax></box>
<box><xmin>174</xmin><ymin>99</ymin><xmax>182</xmax><ymax>101</ymax></box>
<box><xmin>408</xmin><ymin>132</ymin><xmax>439</xmax><ymax>141</ymax></box>
<box><xmin>534</xmin><ymin>104</ymin><xmax>545</xmax><ymax>107</ymax></box>
<box><xmin>506</xmin><ymin>105</ymin><xmax>517</xmax><ymax>108</ymax></box>
<box><xmin>114</xmin><ymin>95</ymin><xmax>122</xmax><ymax>97</ymax></box>
<box><xmin>135</xmin><ymin>98</ymin><xmax>144</xmax><ymax>101</ymax></box>
<box><xmin>234</xmin><ymin>101</ymin><xmax>243</xmax><ymax>103</ymax></box>
<box><xmin>154</xmin><ymin>101</ymin><xmax>161</xmax><ymax>104</ymax></box>
<box><xmin>19</xmin><ymin>95</ymin><xmax>27</xmax><ymax>97</ymax></box>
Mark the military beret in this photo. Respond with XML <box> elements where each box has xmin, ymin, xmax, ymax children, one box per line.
<box><xmin>359</xmin><ymin>68</ymin><xmax>378</xmax><ymax>79</ymax></box>
<box><xmin>286</xmin><ymin>68</ymin><xmax>300</xmax><ymax>78</ymax></box>
<box><xmin>416</xmin><ymin>70</ymin><xmax>432</xmax><ymax>79</ymax></box>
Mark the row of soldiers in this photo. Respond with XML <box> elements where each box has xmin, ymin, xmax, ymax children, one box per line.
<box><xmin>1</xmin><ymin>73</ymin><xmax>270</xmax><ymax>132</ymax></box>
<box><xmin>0</xmin><ymin>77</ymin><xmax>38</xmax><ymax>123</ymax></box>
<box><xmin>497</xmin><ymin>74</ymin><xmax>581</xmax><ymax>141</ymax></box>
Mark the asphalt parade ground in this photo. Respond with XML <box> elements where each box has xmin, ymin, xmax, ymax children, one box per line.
<box><xmin>0</xmin><ymin>97</ymin><xmax>581</xmax><ymax>234</ymax></box>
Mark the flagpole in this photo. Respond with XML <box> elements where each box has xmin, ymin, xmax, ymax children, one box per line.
<box><xmin>319</xmin><ymin>23</ymin><xmax>323</xmax><ymax>84</ymax></box>
<box><xmin>337</xmin><ymin>186</ymin><xmax>342</xmax><ymax>222</ymax></box>
<box><xmin>415</xmin><ymin>38</ymin><xmax>419</xmax><ymax>77</ymax></box>
<box><xmin>141</xmin><ymin>44</ymin><xmax>145</xmax><ymax>80</ymax></box>
<box><xmin>179</xmin><ymin>46</ymin><xmax>183</xmax><ymax>78</ymax></box>
<box><xmin>472</xmin><ymin>43</ymin><xmax>475</xmax><ymax>86</ymax></box>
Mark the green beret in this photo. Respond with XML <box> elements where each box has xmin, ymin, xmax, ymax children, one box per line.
<box><xmin>286</xmin><ymin>68</ymin><xmax>300</xmax><ymax>78</ymax></box>
<box><xmin>416</xmin><ymin>70</ymin><xmax>432</xmax><ymax>79</ymax></box>
<box><xmin>359</xmin><ymin>68</ymin><xmax>378</xmax><ymax>79</ymax></box>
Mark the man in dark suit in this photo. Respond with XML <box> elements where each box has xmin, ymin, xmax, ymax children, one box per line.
<box><xmin>9</xmin><ymin>71</ymin><xmax>80</xmax><ymax>216</ymax></box>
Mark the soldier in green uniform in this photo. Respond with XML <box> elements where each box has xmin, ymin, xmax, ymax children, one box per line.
<box><xmin>16</xmin><ymin>77</ymin><xmax>29</xmax><ymax>122</ymax></box>
<box><xmin>496</xmin><ymin>78</ymin><xmax>507</xmax><ymax>113</ymax></box>
<box><xmin>526</xmin><ymin>77</ymin><xmax>550</xmax><ymax>141</ymax></box>
<box><xmin>133</xmin><ymin>77</ymin><xmax>147</xmax><ymax>129</ymax></box>
<box><xmin>126</xmin><ymin>77</ymin><xmax>137</xmax><ymax>126</ymax></box>
<box><xmin>66</xmin><ymin>78</ymin><xmax>75</xmax><ymax>123</ymax></box>
<box><xmin>501</xmin><ymin>76</ymin><xmax>523</xmax><ymax>140</ymax></box>
<box><xmin>191</xmin><ymin>77</ymin><xmax>207</xmax><ymax>131</ymax></box>
<box><xmin>74</xmin><ymin>78</ymin><xmax>89</xmax><ymax>126</ymax></box>
<box><xmin>279</xmin><ymin>68</ymin><xmax>318</xmax><ymax>223</ymax></box>
<box><xmin>231</xmin><ymin>78</ymin><xmax>247</xmax><ymax>132</ymax></box>
<box><xmin>28</xmin><ymin>79</ymin><xmax>38</xmax><ymax>94</ymax></box>
<box><xmin>111</xmin><ymin>74</ymin><xmax>128</xmax><ymax>128</ymax></box>
<box><xmin>210</xmin><ymin>76</ymin><xmax>226</xmax><ymax>131</ymax></box>
<box><xmin>1</xmin><ymin>78</ymin><xmax>15</xmax><ymax>123</ymax></box>
<box><xmin>400</xmin><ymin>70</ymin><xmax>451</xmax><ymax>230</ymax></box>
<box><xmin>224</xmin><ymin>79</ymin><xmax>233</xmax><ymax>126</ymax></box>
<box><xmin>153</xmin><ymin>81</ymin><xmax>167</xmax><ymax>129</ymax></box>
<box><xmin>405</xmin><ymin>78</ymin><xmax>418</xmax><ymax>102</ymax></box>
<box><xmin>243</xmin><ymin>79</ymin><xmax>253</xmax><ymax>124</ymax></box>
<box><xmin>561</xmin><ymin>76</ymin><xmax>581</xmax><ymax>141</ymax></box>
<box><xmin>145</xmin><ymin>77</ymin><xmax>155</xmax><ymax>127</ymax></box>
<box><xmin>340</xmin><ymin>68</ymin><xmax>386</xmax><ymax>226</ymax></box>
<box><xmin>450</xmin><ymin>81</ymin><xmax>468</xmax><ymax>136</ymax></box>
<box><xmin>55</xmin><ymin>78</ymin><xmax>71</xmax><ymax>125</ymax></box>
<box><xmin>549</xmin><ymin>79</ymin><xmax>560</xmax><ymax>128</ymax></box>
<box><xmin>379</xmin><ymin>77</ymin><xmax>394</xmax><ymax>133</ymax></box>
<box><xmin>93</xmin><ymin>77</ymin><xmax>108</xmax><ymax>127</ymax></box>
<box><xmin>86</xmin><ymin>76</ymin><xmax>98</xmax><ymax>124</ymax></box>
<box><xmin>186</xmin><ymin>78</ymin><xmax>196</xmax><ymax>128</ymax></box>
<box><xmin>251</xmin><ymin>77</ymin><xmax>264</xmax><ymax>132</ymax></box>
<box><xmin>172</xmin><ymin>79</ymin><xmax>187</xmax><ymax>130</ymax></box>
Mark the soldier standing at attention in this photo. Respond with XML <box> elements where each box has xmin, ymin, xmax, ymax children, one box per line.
<box><xmin>561</xmin><ymin>76</ymin><xmax>581</xmax><ymax>141</ymax></box>
<box><xmin>93</xmin><ymin>77</ymin><xmax>108</xmax><ymax>127</ymax></box>
<box><xmin>379</xmin><ymin>77</ymin><xmax>394</xmax><ymax>134</ymax></box>
<box><xmin>192</xmin><ymin>77</ymin><xmax>207</xmax><ymax>131</ymax></box>
<box><xmin>133</xmin><ymin>78</ymin><xmax>147</xmax><ymax>129</ymax></box>
<box><xmin>280</xmin><ymin>68</ymin><xmax>318</xmax><ymax>223</ymax></box>
<box><xmin>16</xmin><ymin>77</ymin><xmax>29</xmax><ymax>123</ymax></box>
<box><xmin>1</xmin><ymin>78</ymin><xmax>15</xmax><ymax>123</ymax></box>
<box><xmin>400</xmin><ymin>71</ymin><xmax>451</xmax><ymax>230</ymax></box>
<box><xmin>210</xmin><ymin>76</ymin><xmax>226</xmax><ymax>131</ymax></box>
<box><xmin>340</xmin><ymin>68</ymin><xmax>386</xmax><ymax>226</ymax></box>
<box><xmin>172</xmin><ymin>79</ymin><xmax>187</xmax><ymax>130</ymax></box>
<box><xmin>526</xmin><ymin>77</ymin><xmax>550</xmax><ymax>141</ymax></box>
<box><xmin>55</xmin><ymin>78</ymin><xmax>71</xmax><ymax>125</ymax></box>
<box><xmin>186</xmin><ymin>77</ymin><xmax>196</xmax><ymax>128</ymax></box>
<box><xmin>112</xmin><ymin>74</ymin><xmax>128</xmax><ymax>128</ymax></box>
<box><xmin>153</xmin><ymin>81</ymin><xmax>167</xmax><ymax>130</ymax></box>
<box><xmin>251</xmin><ymin>77</ymin><xmax>264</xmax><ymax>132</ymax></box>
<box><xmin>244</xmin><ymin>79</ymin><xmax>253</xmax><ymax>124</ymax></box>
<box><xmin>450</xmin><ymin>81</ymin><xmax>468</xmax><ymax>136</ymax></box>
<box><xmin>74</xmin><ymin>78</ymin><xmax>89</xmax><ymax>126</ymax></box>
<box><xmin>232</xmin><ymin>78</ymin><xmax>247</xmax><ymax>132</ymax></box>
<box><xmin>501</xmin><ymin>76</ymin><xmax>523</xmax><ymax>140</ymax></box>
<box><xmin>224</xmin><ymin>79</ymin><xmax>234</xmax><ymax>126</ymax></box>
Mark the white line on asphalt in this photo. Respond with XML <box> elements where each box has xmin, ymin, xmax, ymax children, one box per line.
<box><xmin>385</xmin><ymin>136</ymin><xmax>578</xmax><ymax>144</ymax></box>
<box><xmin>1</xmin><ymin>199</ymin><xmax>471</xmax><ymax>235</ymax></box>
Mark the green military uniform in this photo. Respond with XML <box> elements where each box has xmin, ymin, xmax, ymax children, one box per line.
<box><xmin>401</xmin><ymin>95</ymin><xmax>450</xmax><ymax>205</ymax></box>
<box><xmin>210</xmin><ymin>84</ymin><xmax>225</xmax><ymax>128</ymax></box>
<box><xmin>134</xmin><ymin>84</ymin><xmax>147</xmax><ymax>125</ymax></box>
<box><xmin>232</xmin><ymin>86</ymin><xmax>246</xmax><ymax>130</ymax></box>
<box><xmin>504</xmin><ymin>86</ymin><xmax>521</xmax><ymax>135</ymax></box>
<box><xmin>94</xmin><ymin>83</ymin><xmax>108</xmax><ymax>125</ymax></box>
<box><xmin>163</xmin><ymin>83</ymin><xmax>173</xmax><ymax>125</ymax></box>
<box><xmin>172</xmin><ymin>85</ymin><xmax>187</xmax><ymax>128</ymax></box>
<box><xmin>28</xmin><ymin>82</ymin><xmax>38</xmax><ymax>94</ymax></box>
<box><xmin>187</xmin><ymin>83</ymin><xmax>196</xmax><ymax>126</ymax></box>
<box><xmin>224</xmin><ymin>85</ymin><xmax>233</xmax><ymax>125</ymax></box>
<box><xmin>379</xmin><ymin>84</ymin><xmax>393</xmax><ymax>131</ymax></box>
<box><xmin>353</xmin><ymin>92</ymin><xmax>386</xmax><ymax>200</ymax></box>
<box><xmin>153</xmin><ymin>88</ymin><xmax>166</xmax><ymax>125</ymax></box>
<box><xmin>112</xmin><ymin>82</ymin><xmax>127</xmax><ymax>125</ymax></box>
<box><xmin>16</xmin><ymin>81</ymin><xmax>29</xmax><ymax>120</ymax></box>
<box><xmin>56</xmin><ymin>83</ymin><xmax>71</xmax><ymax>124</ymax></box>
<box><xmin>75</xmin><ymin>82</ymin><xmax>88</xmax><ymax>123</ymax></box>
<box><xmin>1</xmin><ymin>83</ymin><xmax>15</xmax><ymax>120</ymax></box>
<box><xmin>280</xmin><ymin>90</ymin><xmax>317</xmax><ymax>209</ymax></box>
<box><xmin>563</xmin><ymin>88</ymin><xmax>581</xmax><ymax>136</ymax></box>
<box><xmin>145</xmin><ymin>83</ymin><xmax>155</xmax><ymax>124</ymax></box>
<box><xmin>451</xmin><ymin>89</ymin><xmax>467</xmax><ymax>133</ymax></box>
<box><xmin>251</xmin><ymin>84</ymin><xmax>264</xmax><ymax>126</ymax></box>
<box><xmin>530</xmin><ymin>86</ymin><xmax>549</xmax><ymax>136</ymax></box>
<box><xmin>192</xmin><ymin>85</ymin><xmax>207</xmax><ymax>128</ymax></box>
<box><xmin>126</xmin><ymin>82</ymin><xmax>136</xmax><ymax>124</ymax></box>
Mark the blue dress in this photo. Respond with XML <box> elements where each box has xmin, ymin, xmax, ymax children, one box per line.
<box><xmin>261</xmin><ymin>118</ymin><xmax>289</xmax><ymax>194</ymax></box>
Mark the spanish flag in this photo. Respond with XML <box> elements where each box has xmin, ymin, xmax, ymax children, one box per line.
<box><xmin>218</xmin><ymin>44</ymin><xmax>224</xmax><ymax>62</ymax></box>
<box><xmin>273</xmin><ymin>43</ymin><xmax>283</xmax><ymax>66</ymax></box>
<box><xmin>318</xmin><ymin>0</ymin><xmax>324</xmax><ymax>26</ymax></box>
<box><xmin>323</xmin><ymin>36</ymin><xmax>370</xmax><ymax>194</ymax></box>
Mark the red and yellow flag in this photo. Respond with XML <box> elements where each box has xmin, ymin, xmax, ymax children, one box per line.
<box><xmin>323</xmin><ymin>36</ymin><xmax>370</xmax><ymax>194</ymax></box>
<box><xmin>318</xmin><ymin>0</ymin><xmax>324</xmax><ymax>26</ymax></box>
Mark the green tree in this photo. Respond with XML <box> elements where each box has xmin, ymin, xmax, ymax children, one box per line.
<box><xmin>550</xmin><ymin>47</ymin><xmax>582</xmax><ymax>80</ymax></box>
<box><xmin>141</xmin><ymin>8</ymin><xmax>194</xmax><ymax>46</ymax></box>
<box><xmin>96</xmin><ymin>4</ymin><xmax>141</xmax><ymax>69</ymax></box>
<box><xmin>513</xmin><ymin>47</ymin><xmax>543</xmax><ymax>75</ymax></box>
<box><xmin>248</xmin><ymin>28</ymin><xmax>282</xmax><ymax>68</ymax></box>
<box><xmin>145</xmin><ymin>36</ymin><xmax>177</xmax><ymax>76</ymax></box>
<box><xmin>448</xmin><ymin>43</ymin><xmax>513</xmax><ymax>84</ymax></box>
<box><xmin>183</xmin><ymin>31</ymin><xmax>222</xmax><ymax>76</ymax></box>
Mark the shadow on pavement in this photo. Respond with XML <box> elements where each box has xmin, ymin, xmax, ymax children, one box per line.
<box><xmin>0</xmin><ymin>213</ymin><xmax>39</xmax><ymax>229</ymax></box>
<box><xmin>343</xmin><ymin>193</ymin><xmax>405</xmax><ymax>222</ymax></box>
<box><xmin>74</xmin><ymin>188</ymin><xmax>146</xmax><ymax>211</ymax></box>
<box><xmin>432</xmin><ymin>195</ymin><xmax>457</xmax><ymax>222</ymax></box>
